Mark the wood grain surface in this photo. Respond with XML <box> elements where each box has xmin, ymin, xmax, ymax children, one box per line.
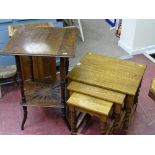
<box><xmin>68</xmin><ymin>52</ymin><xmax>146</xmax><ymax>95</ymax></box>
<box><xmin>3</xmin><ymin>27</ymin><xmax>78</xmax><ymax>57</ymax></box>
<box><xmin>67</xmin><ymin>81</ymin><xmax>125</xmax><ymax>104</ymax></box>
<box><xmin>67</xmin><ymin>92</ymin><xmax>113</xmax><ymax>116</ymax></box>
<box><xmin>8</xmin><ymin>22</ymin><xmax>57</xmax><ymax>81</ymax></box>
<box><xmin>8</xmin><ymin>22</ymin><xmax>54</xmax><ymax>37</ymax></box>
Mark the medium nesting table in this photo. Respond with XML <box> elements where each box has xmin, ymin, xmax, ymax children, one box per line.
<box><xmin>68</xmin><ymin>52</ymin><xmax>146</xmax><ymax>134</ymax></box>
<box><xmin>1</xmin><ymin>26</ymin><xmax>78</xmax><ymax>130</ymax></box>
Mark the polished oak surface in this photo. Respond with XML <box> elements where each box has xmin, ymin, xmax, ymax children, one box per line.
<box><xmin>3</xmin><ymin>27</ymin><xmax>78</xmax><ymax>57</ymax></box>
<box><xmin>68</xmin><ymin>52</ymin><xmax>146</xmax><ymax>95</ymax></box>
<box><xmin>67</xmin><ymin>92</ymin><xmax>113</xmax><ymax>116</ymax></box>
<box><xmin>67</xmin><ymin>81</ymin><xmax>125</xmax><ymax>104</ymax></box>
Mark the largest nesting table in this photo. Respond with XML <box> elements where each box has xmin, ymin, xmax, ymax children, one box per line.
<box><xmin>68</xmin><ymin>52</ymin><xmax>146</xmax><ymax>133</ymax></box>
<box><xmin>1</xmin><ymin>26</ymin><xmax>78</xmax><ymax>129</ymax></box>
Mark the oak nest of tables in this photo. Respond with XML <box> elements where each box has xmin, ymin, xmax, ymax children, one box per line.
<box><xmin>67</xmin><ymin>52</ymin><xmax>146</xmax><ymax>134</ymax></box>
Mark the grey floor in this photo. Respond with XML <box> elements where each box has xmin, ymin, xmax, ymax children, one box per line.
<box><xmin>69</xmin><ymin>19</ymin><xmax>129</xmax><ymax>70</ymax></box>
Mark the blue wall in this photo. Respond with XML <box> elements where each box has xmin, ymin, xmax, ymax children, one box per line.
<box><xmin>0</xmin><ymin>19</ymin><xmax>63</xmax><ymax>66</ymax></box>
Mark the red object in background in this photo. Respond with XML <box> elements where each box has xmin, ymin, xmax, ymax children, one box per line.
<box><xmin>115</xmin><ymin>24</ymin><xmax>122</xmax><ymax>38</ymax></box>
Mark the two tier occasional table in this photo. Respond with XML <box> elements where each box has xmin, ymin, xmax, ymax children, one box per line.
<box><xmin>1</xmin><ymin>26</ymin><xmax>78</xmax><ymax>130</ymax></box>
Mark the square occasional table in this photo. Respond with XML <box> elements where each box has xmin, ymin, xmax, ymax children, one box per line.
<box><xmin>1</xmin><ymin>26</ymin><xmax>78</xmax><ymax>130</ymax></box>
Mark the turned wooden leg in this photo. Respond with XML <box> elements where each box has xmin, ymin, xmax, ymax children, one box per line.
<box><xmin>60</xmin><ymin>57</ymin><xmax>71</xmax><ymax>130</ymax></box>
<box><xmin>15</xmin><ymin>56</ymin><xmax>26</xmax><ymax>100</ymax></box>
<box><xmin>16</xmin><ymin>56</ymin><xmax>27</xmax><ymax>130</ymax></box>
<box><xmin>134</xmin><ymin>82</ymin><xmax>141</xmax><ymax>112</ymax></box>
<box><xmin>128</xmin><ymin>104</ymin><xmax>137</xmax><ymax>125</ymax></box>
<box><xmin>0</xmin><ymin>86</ymin><xmax>2</xmax><ymax>98</ymax></box>
<box><xmin>29</xmin><ymin>56</ymin><xmax>34</xmax><ymax>81</ymax></box>
<box><xmin>134</xmin><ymin>94</ymin><xmax>138</xmax><ymax>111</ymax></box>
<box><xmin>100</xmin><ymin>121</ymin><xmax>107</xmax><ymax>135</ymax></box>
<box><xmin>122</xmin><ymin>95</ymin><xmax>134</xmax><ymax>134</ymax></box>
<box><xmin>134</xmin><ymin>90</ymin><xmax>139</xmax><ymax>112</ymax></box>
<box><xmin>122</xmin><ymin>108</ymin><xmax>131</xmax><ymax>134</ymax></box>
<box><xmin>21</xmin><ymin>106</ymin><xmax>27</xmax><ymax>130</ymax></box>
<box><xmin>60</xmin><ymin>57</ymin><xmax>66</xmax><ymax>116</ymax></box>
<box><xmin>112</xmin><ymin>104</ymin><xmax>122</xmax><ymax>134</ymax></box>
<box><xmin>60</xmin><ymin>58</ymin><xmax>69</xmax><ymax>114</ymax></box>
<box><xmin>61</xmin><ymin>79</ymin><xmax>71</xmax><ymax>130</ymax></box>
<box><xmin>65</xmin><ymin>58</ymin><xmax>69</xmax><ymax>75</ymax></box>
<box><xmin>112</xmin><ymin>113</ymin><xmax>121</xmax><ymax>134</ymax></box>
<box><xmin>70</xmin><ymin>106</ymin><xmax>77</xmax><ymax>135</ymax></box>
<box><xmin>60</xmin><ymin>79</ymin><xmax>66</xmax><ymax>116</ymax></box>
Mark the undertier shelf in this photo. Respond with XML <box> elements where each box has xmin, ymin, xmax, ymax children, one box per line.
<box><xmin>22</xmin><ymin>81</ymin><xmax>64</xmax><ymax>108</ymax></box>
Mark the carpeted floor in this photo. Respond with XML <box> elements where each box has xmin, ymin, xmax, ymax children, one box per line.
<box><xmin>0</xmin><ymin>54</ymin><xmax>155</xmax><ymax>135</ymax></box>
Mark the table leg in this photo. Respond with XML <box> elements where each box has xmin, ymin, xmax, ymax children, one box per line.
<box><xmin>15</xmin><ymin>56</ymin><xmax>26</xmax><ymax>103</ymax></box>
<box><xmin>65</xmin><ymin>58</ymin><xmax>69</xmax><ymax>99</ymax></box>
<box><xmin>60</xmin><ymin>57</ymin><xmax>70</xmax><ymax>129</ymax></box>
<box><xmin>29</xmin><ymin>56</ymin><xmax>34</xmax><ymax>81</ymax></box>
<box><xmin>113</xmin><ymin>113</ymin><xmax>121</xmax><ymax>134</ymax></box>
<box><xmin>112</xmin><ymin>104</ymin><xmax>121</xmax><ymax>134</ymax></box>
<box><xmin>21</xmin><ymin>106</ymin><xmax>27</xmax><ymax>130</ymax></box>
<box><xmin>122</xmin><ymin>95</ymin><xmax>134</xmax><ymax>134</ymax></box>
<box><xmin>134</xmin><ymin>83</ymin><xmax>141</xmax><ymax>111</ymax></box>
<box><xmin>60</xmin><ymin>57</ymin><xmax>66</xmax><ymax>114</ymax></box>
<box><xmin>65</xmin><ymin>58</ymin><xmax>69</xmax><ymax>75</ymax></box>
<box><xmin>100</xmin><ymin>121</ymin><xmax>107</xmax><ymax>135</ymax></box>
<box><xmin>15</xmin><ymin>56</ymin><xmax>27</xmax><ymax>130</ymax></box>
<box><xmin>69</xmin><ymin>105</ymin><xmax>77</xmax><ymax>134</ymax></box>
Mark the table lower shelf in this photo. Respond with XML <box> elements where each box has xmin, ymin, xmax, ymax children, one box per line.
<box><xmin>22</xmin><ymin>81</ymin><xmax>64</xmax><ymax>108</ymax></box>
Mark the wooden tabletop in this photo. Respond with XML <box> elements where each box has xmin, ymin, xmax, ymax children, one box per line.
<box><xmin>67</xmin><ymin>92</ymin><xmax>113</xmax><ymax>116</ymax></box>
<box><xmin>67</xmin><ymin>81</ymin><xmax>125</xmax><ymax>105</ymax></box>
<box><xmin>2</xmin><ymin>27</ymin><xmax>78</xmax><ymax>57</ymax></box>
<box><xmin>68</xmin><ymin>52</ymin><xmax>146</xmax><ymax>96</ymax></box>
<box><xmin>8</xmin><ymin>22</ymin><xmax>54</xmax><ymax>37</ymax></box>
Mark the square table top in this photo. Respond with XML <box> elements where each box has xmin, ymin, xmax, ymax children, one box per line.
<box><xmin>68</xmin><ymin>52</ymin><xmax>147</xmax><ymax>96</ymax></box>
<box><xmin>1</xmin><ymin>27</ymin><xmax>78</xmax><ymax>57</ymax></box>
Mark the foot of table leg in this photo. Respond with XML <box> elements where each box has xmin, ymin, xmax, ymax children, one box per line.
<box><xmin>21</xmin><ymin>106</ymin><xmax>27</xmax><ymax>130</ymax></box>
<box><xmin>122</xmin><ymin>108</ymin><xmax>131</xmax><ymax>134</ymax></box>
<box><xmin>100</xmin><ymin>121</ymin><xmax>107</xmax><ymax>135</ymax></box>
<box><xmin>62</xmin><ymin>108</ymin><xmax>71</xmax><ymax>131</ymax></box>
<box><xmin>70</xmin><ymin>107</ymin><xmax>77</xmax><ymax>135</ymax></box>
<box><xmin>112</xmin><ymin>113</ymin><xmax>121</xmax><ymax>134</ymax></box>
